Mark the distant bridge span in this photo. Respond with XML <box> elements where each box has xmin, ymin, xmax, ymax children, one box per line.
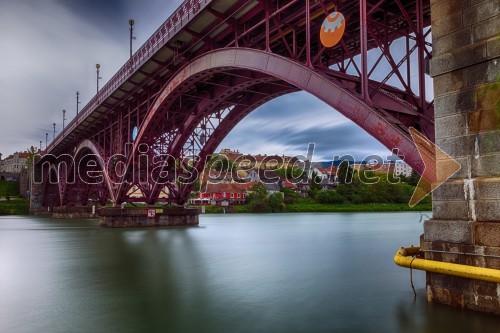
<box><xmin>37</xmin><ymin>0</ymin><xmax>433</xmax><ymax>207</ymax></box>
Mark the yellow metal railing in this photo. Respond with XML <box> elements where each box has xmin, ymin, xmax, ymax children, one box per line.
<box><xmin>394</xmin><ymin>247</ymin><xmax>500</xmax><ymax>283</ymax></box>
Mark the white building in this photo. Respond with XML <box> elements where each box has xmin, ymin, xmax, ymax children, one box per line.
<box><xmin>393</xmin><ymin>161</ymin><xmax>413</xmax><ymax>177</ymax></box>
<box><xmin>0</xmin><ymin>152</ymin><xmax>29</xmax><ymax>173</ymax></box>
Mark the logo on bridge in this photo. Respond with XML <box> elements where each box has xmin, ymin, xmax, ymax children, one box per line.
<box><xmin>320</xmin><ymin>12</ymin><xmax>346</xmax><ymax>48</ymax></box>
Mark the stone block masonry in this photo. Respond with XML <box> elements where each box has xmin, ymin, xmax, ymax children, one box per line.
<box><xmin>427</xmin><ymin>0</ymin><xmax>500</xmax><ymax>315</ymax></box>
<box><xmin>99</xmin><ymin>207</ymin><xmax>200</xmax><ymax>228</ymax></box>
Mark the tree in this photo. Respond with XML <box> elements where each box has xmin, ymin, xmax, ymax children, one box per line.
<box><xmin>207</xmin><ymin>154</ymin><xmax>235</xmax><ymax>172</ymax></box>
<box><xmin>269</xmin><ymin>192</ymin><xmax>285</xmax><ymax>212</ymax></box>
<box><xmin>25</xmin><ymin>146</ymin><xmax>38</xmax><ymax>168</ymax></box>
<box><xmin>336</xmin><ymin>161</ymin><xmax>355</xmax><ymax>184</ymax></box>
<box><xmin>281</xmin><ymin>187</ymin><xmax>300</xmax><ymax>204</ymax></box>
<box><xmin>246</xmin><ymin>183</ymin><xmax>271</xmax><ymax>213</ymax></box>
<box><xmin>407</xmin><ymin>170</ymin><xmax>420</xmax><ymax>186</ymax></box>
<box><xmin>336</xmin><ymin>183</ymin><xmax>356</xmax><ymax>202</ymax></box>
<box><xmin>308</xmin><ymin>171</ymin><xmax>322</xmax><ymax>197</ymax></box>
<box><xmin>277</xmin><ymin>166</ymin><xmax>305</xmax><ymax>181</ymax></box>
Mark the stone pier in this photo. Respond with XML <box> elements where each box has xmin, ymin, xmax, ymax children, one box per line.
<box><xmin>28</xmin><ymin>164</ymin><xmax>47</xmax><ymax>215</ymax></box>
<box><xmin>98</xmin><ymin>207</ymin><xmax>200</xmax><ymax>228</ymax></box>
<box><xmin>425</xmin><ymin>0</ymin><xmax>499</xmax><ymax>314</ymax></box>
<box><xmin>52</xmin><ymin>206</ymin><xmax>98</xmax><ymax>219</ymax></box>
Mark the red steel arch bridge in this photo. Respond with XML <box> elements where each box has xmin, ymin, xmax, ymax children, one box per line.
<box><xmin>36</xmin><ymin>0</ymin><xmax>433</xmax><ymax>208</ymax></box>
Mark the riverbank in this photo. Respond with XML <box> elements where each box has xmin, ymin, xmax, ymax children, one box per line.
<box><xmin>0</xmin><ymin>199</ymin><xmax>29</xmax><ymax>215</ymax></box>
<box><xmin>204</xmin><ymin>202</ymin><xmax>432</xmax><ymax>214</ymax></box>
<box><xmin>0</xmin><ymin>200</ymin><xmax>430</xmax><ymax>216</ymax></box>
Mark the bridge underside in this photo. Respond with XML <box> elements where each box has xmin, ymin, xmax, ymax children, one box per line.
<box><xmin>37</xmin><ymin>0</ymin><xmax>433</xmax><ymax>207</ymax></box>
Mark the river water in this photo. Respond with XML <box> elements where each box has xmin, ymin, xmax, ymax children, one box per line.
<box><xmin>1</xmin><ymin>213</ymin><xmax>499</xmax><ymax>332</ymax></box>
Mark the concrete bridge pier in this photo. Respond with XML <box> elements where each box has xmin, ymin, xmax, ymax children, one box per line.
<box><xmin>52</xmin><ymin>206</ymin><xmax>98</xmax><ymax>219</ymax></box>
<box><xmin>98</xmin><ymin>207</ymin><xmax>200</xmax><ymax>228</ymax></box>
<box><xmin>425</xmin><ymin>0</ymin><xmax>499</xmax><ymax>314</ymax></box>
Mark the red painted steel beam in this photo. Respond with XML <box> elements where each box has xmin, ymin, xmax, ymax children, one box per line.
<box><xmin>118</xmin><ymin>47</ymin><xmax>425</xmax><ymax>205</ymax></box>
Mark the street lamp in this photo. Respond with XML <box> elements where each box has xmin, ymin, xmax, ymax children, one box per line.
<box><xmin>76</xmin><ymin>91</ymin><xmax>81</xmax><ymax>115</ymax></box>
<box><xmin>53</xmin><ymin>123</ymin><xmax>56</xmax><ymax>140</ymax></box>
<box><xmin>62</xmin><ymin>109</ymin><xmax>66</xmax><ymax>131</ymax></box>
<box><xmin>39</xmin><ymin>141</ymin><xmax>42</xmax><ymax>151</ymax></box>
<box><xmin>45</xmin><ymin>133</ymin><xmax>48</xmax><ymax>148</ymax></box>
<box><xmin>96</xmin><ymin>64</ymin><xmax>102</xmax><ymax>93</ymax></box>
<box><xmin>129</xmin><ymin>19</ymin><xmax>136</xmax><ymax>59</ymax></box>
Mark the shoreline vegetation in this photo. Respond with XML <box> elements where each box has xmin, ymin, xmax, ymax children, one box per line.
<box><xmin>0</xmin><ymin>199</ymin><xmax>29</xmax><ymax>215</ymax></box>
<box><xmin>0</xmin><ymin>169</ymin><xmax>431</xmax><ymax>216</ymax></box>
<box><xmin>0</xmin><ymin>181</ymin><xmax>29</xmax><ymax>215</ymax></box>
<box><xmin>0</xmin><ymin>200</ymin><xmax>430</xmax><ymax>216</ymax></box>
<box><xmin>202</xmin><ymin>202</ymin><xmax>432</xmax><ymax>214</ymax></box>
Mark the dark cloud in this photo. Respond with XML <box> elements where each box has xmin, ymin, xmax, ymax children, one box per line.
<box><xmin>54</xmin><ymin>0</ymin><xmax>128</xmax><ymax>34</ymax></box>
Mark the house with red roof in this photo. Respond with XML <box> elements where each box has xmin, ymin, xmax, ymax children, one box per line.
<box><xmin>190</xmin><ymin>181</ymin><xmax>257</xmax><ymax>205</ymax></box>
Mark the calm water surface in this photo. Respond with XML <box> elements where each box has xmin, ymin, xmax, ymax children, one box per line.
<box><xmin>1</xmin><ymin>213</ymin><xmax>499</xmax><ymax>333</ymax></box>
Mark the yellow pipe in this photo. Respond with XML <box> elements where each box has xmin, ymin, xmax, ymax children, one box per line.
<box><xmin>394</xmin><ymin>247</ymin><xmax>500</xmax><ymax>283</ymax></box>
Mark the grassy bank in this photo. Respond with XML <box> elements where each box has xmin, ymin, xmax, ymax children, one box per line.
<box><xmin>201</xmin><ymin>202</ymin><xmax>431</xmax><ymax>214</ymax></box>
<box><xmin>284</xmin><ymin>202</ymin><xmax>431</xmax><ymax>212</ymax></box>
<box><xmin>0</xmin><ymin>199</ymin><xmax>30</xmax><ymax>215</ymax></box>
<box><xmin>0</xmin><ymin>180</ymin><xmax>20</xmax><ymax>198</ymax></box>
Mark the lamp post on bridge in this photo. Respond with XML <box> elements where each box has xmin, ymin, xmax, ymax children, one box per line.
<box><xmin>96</xmin><ymin>64</ymin><xmax>102</xmax><ymax>94</ymax></box>
<box><xmin>45</xmin><ymin>133</ymin><xmax>48</xmax><ymax>149</ymax></box>
<box><xmin>76</xmin><ymin>91</ymin><xmax>81</xmax><ymax>115</ymax></box>
<box><xmin>62</xmin><ymin>109</ymin><xmax>66</xmax><ymax>132</ymax></box>
<box><xmin>53</xmin><ymin>123</ymin><xmax>56</xmax><ymax>141</ymax></box>
<box><xmin>129</xmin><ymin>19</ymin><xmax>136</xmax><ymax>59</ymax></box>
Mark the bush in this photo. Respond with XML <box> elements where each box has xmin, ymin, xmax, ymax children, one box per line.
<box><xmin>247</xmin><ymin>183</ymin><xmax>272</xmax><ymax>213</ymax></box>
<box><xmin>269</xmin><ymin>192</ymin><xmax>285</xmax><ymax>212</ymax></box>
<box><xmin>315</xmin><ymin>190</ymin><xmax>344</xmax><ymax>204</ymax></box>
<box><xmin>0</xmin><ymin>181</ymin><xmax>20</xmax><ymax>197</ymax></box>
<box><xmin>281</xmin><ymin>187</ymin><xmax>300</xmax><ymax>204</ymax></box>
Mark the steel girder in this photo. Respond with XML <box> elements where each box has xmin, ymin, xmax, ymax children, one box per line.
<box><xmin>110</xmin><ymin>47</ymin><xmax>425</xmax><ymax>205</ymax></box>
<box><xmin>38</xmin><ymin>1</ymin><xmax>434</xmax><ymax>207</ymax></box>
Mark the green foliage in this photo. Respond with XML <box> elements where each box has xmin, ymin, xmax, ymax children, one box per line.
<box><xmin>203</xmin><ymin>205</ymin><xmax>224</xmax><ymax>214</ymax></box>
<box><xmin>201</xmin><ymin>201</ymin><xmax>432</xmax><ymax>214</ymax></box>
<box><xmin>246</xmin><ymin>183</ymin><xmax>272</xmax><ymax>213</ymax></box>
<box><xmin>281</xmin><ymin>187</ymin><xmax>301</xmax><ymax>204</ymax></box>
<box><xmin>269</xmin><ymin>192</ymin><xmax>285</xmax><ymax>212</ymax></box>
<box><xmin>207</xmin><ymin>154</ymin><xmax>235</xmax><ymax>172</ymax></box>
<box><xmin>0</xmin><ymin>181</ymin><xmax>20</xmax><ymax>197</ymax></box>
<box><xmin>277</xmin><ymin>166</ymin><xmax>304</xmax><ymax>180</ymax></box>
<box><xmin>315</xmin><ymin>190</ymin><xmax>344</xmax><ymax>204</ymax></box>
<box><xmin>476</xmin><ymin>74</ymin><xmax>500</xmax><ymax>118</ymax></box>
<box><xmin>245</xmin><ymin>183</ymin><xmax>286</xmax><ymax>213</ymax></box>
<box><xmin>24</xmin><ymin>146</ymin><xmax>38</xmax><ymax>168</ymax></box>
<box><xmin>312</xmin><ymin>171</ymin><xmax>430</xmax><ymax>206</ymax></box>
<box><xmin>285</xmin><ymin>202</ymin><xmax>432</xmax><ymax>213</ymax></box>
<box><xmin>337</xmin><ymin>161</ymin><xmax>354</xmax><ymax>184</ymax></box>
<box><xmin>0</xmin><ymin>199</ymin><xmax>29</xmax><ymax>215</ymax></box>
<box><xmin>308</xmin><ymin>171</ymin><xmax>322</xmax><ymax>197</ymax></box>
<box><xmin>408</xmin><ymin>170</ymin><xmax>421</xmax><ymax>186</ymax></box>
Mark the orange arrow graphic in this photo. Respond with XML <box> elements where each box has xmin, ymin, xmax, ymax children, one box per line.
<box><xmin>409</xmin><ymin>127</ymin><xmax>462</xmax><ymax>207</ymax></box>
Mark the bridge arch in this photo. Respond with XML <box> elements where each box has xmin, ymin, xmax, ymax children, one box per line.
<box><xmin>69</xmin><ymin>140</ymin><xmax>117</xmax><ymax>204</ymax></box>
<box><xmin>124</xmin><ymin>48</ymin><xmax>425</xmax><ymax>204</ymax></box>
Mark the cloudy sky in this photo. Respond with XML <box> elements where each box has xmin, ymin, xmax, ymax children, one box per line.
<box><xmin>0</xmin><ymin>0</ymin><xmax>431</xmax><ymax>161</ymax></box>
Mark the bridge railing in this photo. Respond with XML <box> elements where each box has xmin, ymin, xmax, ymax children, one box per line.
<box><xmin>45</xmin><ymin>0</ymin><xmax>213</xmax><ymax>155</ymax></box>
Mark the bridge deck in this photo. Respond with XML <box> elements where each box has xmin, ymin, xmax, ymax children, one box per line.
<box><xmin>44</xmin><ymin>0</ymin><xmax>431</xmax><ymax>157</ymax></box>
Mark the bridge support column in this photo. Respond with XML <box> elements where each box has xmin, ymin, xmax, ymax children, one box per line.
<box><xmin>52</xmin><ymin>206</ymin><xmax>98</xmax><ymax>219</ymax></box>
<box><xmin>425</xmin><ymin>0</ymin><xmax>500</xmax><ymax>314</ymax></box>
<box><xmin>98</xmin><ymin>207</ymin><xmax>200</xmax><ymax>228</ymax></box>
<box><xmin>28</xmin><ymin>164</ymin><xmax>49</xmax><ymax>216</ymax></box>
